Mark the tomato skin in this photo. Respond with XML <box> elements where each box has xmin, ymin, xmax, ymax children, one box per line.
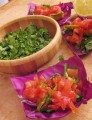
<box><xmin>49</xmin><ymin>90</ymin><xmax>76</xmax><ymax>111</ymax></box>
<box><xmin>34</xmin><ymin>6</ymin><xmax>50</xmax><ymax>16</ymax></box>
<box><xmin>50</xmin><ymin>5</ymin><xmax>61</xmax><ymax>14</ymax></box>
<box><xmin>66</xmin><ymin>32</ymin><xmax>83</xmax><ymax>45</ymax></box>
<box><xmin>68</xmin><ymin>101</ymin><xmax>78</xmax><ymax>113</ymax></box>
<box><xmin>77</xmin><ymin>80</ymin><xmax>83</xmax><ymax>90</ymax></box>
<box><xmin>80</xmin><ymin>19</ymin><xmax>92</xmax><ymax>34</ymax></box>
<box><xmin>66</xmin><ymin>17</ymin><xmax>92</xmax><ymax>45</ymax></box>
<box><xmin>72</xmin><ymin>17</ymin><xmax>82</xmax><ymax>25</ymax></box>
<box><xmin>68</xmin><ymin>90</ymin><xmax>76</xmax><ymax>102</ymax></box>
<box><xmin>23</xmin><ymin>72</ymin><xmax>82</xmax><ymax>113</ymax></box>
<box><xmin>34</xmin><ymin>5</ymin><xmax>61</xmax><ymax>16</ymax></box>
<box><xmin>67</xmin><ymin>69</ymin><xmax>78</xmax><ymax>78</ymax></box>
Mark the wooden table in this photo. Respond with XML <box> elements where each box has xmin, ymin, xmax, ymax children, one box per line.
<box><xmin>0</xmin><ymin>0</ymin><xmax>92</xmax><ymax>120</ymax></box>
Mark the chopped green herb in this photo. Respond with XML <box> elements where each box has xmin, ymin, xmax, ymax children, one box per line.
<box><xmin>76</xmin><ymin>94</ymin><xmax>82</xmax><ymax>102</ymax></box>
<box><xmin>0</xmin><ymin>23</ymin><xmax>52</xmax><ymax>60</ymax></box>
<box><xmin>63</xmin><ymin>27</ymin><xmax>73</xmax><ymax>36</ymax></box>
<box><xmin>42</xmin><ymin>4</ymin><xmax>50</xmax><ymax>8</ymax></box>
<box><xmin>64</xmin><ymin>64</ymin><xmax>68</xmax><ymax>78</ymax></box>
<box><xmin>75</xmin><ymin>35</ymin><xmax>92</xmax><ymax>52</ymax></box>
<box><xmin>46</xmin><ymin>108</ymin><xmax>53</xmax><ymax>113</ymax></box>
<box><xmin>59</xmin><ymin>55</ymin><xmax>64</xmax><ymax>61</ymax></box>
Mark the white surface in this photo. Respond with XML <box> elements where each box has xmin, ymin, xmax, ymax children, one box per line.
<box><xmin>0</xmin><ymin>0</ymin><xmax>8</xmax><ymax>7</ymax></box>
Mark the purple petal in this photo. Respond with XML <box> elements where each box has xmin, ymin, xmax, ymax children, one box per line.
<box><xmin>11</xmin><ymin>56</ymin><xmax>92</xmax><ymax>119</ymax></box>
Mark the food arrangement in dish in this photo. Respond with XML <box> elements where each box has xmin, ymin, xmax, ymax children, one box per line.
<box><xmin>11</xmin><ymin>56</ymin><xmax>92</xmax><ymax>119</ymax></box>
<box><xmin>28</xmin><ymin>2</ymin><xmax>73</xmax><ymax>25</ymax></box>
<box><xmin>62</xmin><ymin>16</ymin><xmax>92</xmax><ymax>56</ymax></box>
<box><xmin>0</xmin><ymin>0</ymin><xmax>92</xmax><ymax>120</ymax></box>
<box><xmin>23</xmin><ymin>65</ymin><xmax>82</xmax><ymax>113</ymax></box>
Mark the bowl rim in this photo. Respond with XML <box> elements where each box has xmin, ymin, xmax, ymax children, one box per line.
<box><xmin>0</xmin><ymin>15</ymin><xmax>61</xmax><ymax>64</ymax></box>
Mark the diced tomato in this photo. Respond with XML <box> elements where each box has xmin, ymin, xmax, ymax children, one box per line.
<box><xmin>66</xmin><ymin>17</ymin><xmax>92</xmax><ymax>45</ymax></box>
<box><xmin>34</xmin><ymin>6</ymin><xmax>50</xmax><ymax>16</ymax></box>
<box><xmin>68</xmin><ymin>90</ymin><xmax>76</xmax><ymax>102</ymax></box>
<box><xmin>77</xmin><ymin>80</ymin><xmax>83</xmax><ymax>90</ymax></box>
<box><xmin>67</xmin><ymin>68</ymin><xmax>78</xmax><ymax>78</ymax></box>
<box><xmin>72</xmin><ymin>17</ymin><xmax>82</xmax><ymax>25</ymax></box>
<box><xmin>25</xmin><ymin>81</ymin><xmax>33</xmax><ymax>88</ymax></box>
<box><xmin>80</xmin><ymin>19</ymin><xmax>92</xmax><ymax>34</ymax></box>
<box><xmin>34</xmin><ymin>5</ymin><xmax>51</xmax><ymax>16</ymax></box>
<box><xmin>23</xmin><ymin>87</ymin><xmax>38</xmax><ymax>102</ymax></box>
<box><xmin>72</xmin><ymin>82</ymin><xmax>82</xmax><ymax>95</ymax></box>
<box><xmin>75</xmin><ymin>89</ymin><xmax>81</xmax><ymax>95</ymax></box>
<box><xmin>52</xmin><ymin>91</ymin><xmax>62</xmax><ymax>101</ymax></box>
<box><xmin>48</xmin><ymin>104</ymin><xmax>59</xmax><ymax>110</ymax></box>
<box><xmin>68</xmin><ymin>101</ymin><xmax>78</xmax><ymax>113</ymax></box>
<box><xmin>74</xmin><ymin>27</ymin><xmax>84</xmax><ymax>35</ymax></box>
<box><xmin>63</xmin><ymin>78</ymin><xmax>73</xmax><ymax>91</ymax></box>
<box><xmin>34</xmin><ymin>5</ymin><xmax>62</xmax><ymax>17</ymax></box>
<box><xmin>50</xmin><ymin>5</ymin><xmax>61</xmax><ymax>14</ymax></box>
<box><xmin>57</xmin><ymin>78</ymin><xmax>65</xmax><ymax>91</ymax></box>
<box><xmin>66</xmin><ymin>32</ymin><xmax>83</xmax><ymax>45</ymax></box>
<box><xmin>49</xmin><ymin>91</ymin><xmax>76</xmax><ymax>111</ymax></box>
<box><xmin>39</xmin><ymin>75</ymin><xmax>47</xmax><ymax>83</ymax></box>
<box><xmin>72</xmin><ymin>83</ymin><xmax>77</xmax><ymax>91</ymax></box>
<box><xmin>61</xmin><ymin>89</ymin><xmax>76</xmax><ymax>102</ymax></box>
<box><xmin>34</xmin><ymin>6</ymin><xmax>43</xmax><ymax>15</ymax></box>
<box><xmin>23</xmin><ymin>70</ymin><xmax>82</xmax><ymax>113</ymax></box>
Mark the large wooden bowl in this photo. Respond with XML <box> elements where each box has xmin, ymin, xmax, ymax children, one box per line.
<box><xmin>0</xmin><ymin>15</ymin><xmax>61</xmax><ymax>75</ymax></box>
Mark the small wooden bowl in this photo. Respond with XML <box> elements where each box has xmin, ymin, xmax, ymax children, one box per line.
<box><xmin>0</xmin><ymin>15</ymin><xmax>61</xmax><ymax>75</ymax></box>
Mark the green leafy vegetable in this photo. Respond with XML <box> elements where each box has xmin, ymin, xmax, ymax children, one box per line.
<box><xmin>75</xmin><ymin>35</ymin><xmax>92</xmax><ymax>52</ymax></box>
<box><xmin>59</xmin><ymin>55</ymin><xmax>64</xmax><ymax>61</ymax></box>
<box><xmin>42</xmin><ymin>4</ymin><xmax>50</xmax><ymax>8</ymax></box>
<box><xmin>64</xmin><ymin>64</ymin><xmax>68</xmax><ymax>78</ymax></box>
<box><xmin>0</xmin><ymin>23</ymin><xmax>52</xmax><ymax>60</ymax></box>
<box><xmin>76</xmin><ymin>94</ymin><xmax>82</xmax><ymax>102</ymax></box>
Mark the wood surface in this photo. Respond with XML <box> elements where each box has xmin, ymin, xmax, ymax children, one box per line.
<box><xmin>0</xmin><ymin>0</ymin><xmax>92</xmax><ymax>120</ymax></box>
<box><xmin>0</xmin><ymin>15</ymin><xmax>61</xmax><ymax>74</ymax></box>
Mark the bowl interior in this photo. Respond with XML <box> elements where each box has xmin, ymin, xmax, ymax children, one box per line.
<box><xmin>0</xmin><ymin>16</ymin><xmax>57</xmax><ymax>41</ymax></box>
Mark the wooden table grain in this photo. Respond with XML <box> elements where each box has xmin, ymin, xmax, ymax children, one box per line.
<box><xmin>0</xmin><ymin>0</ymin><xmax>92</xmax><ymax>120</ymax></box>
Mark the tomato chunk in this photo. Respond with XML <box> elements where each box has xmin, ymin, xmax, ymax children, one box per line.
<box><xmin>23</xmin><ymin>66</ymin><xmax>82</xmax><ymax>113</ymax></box>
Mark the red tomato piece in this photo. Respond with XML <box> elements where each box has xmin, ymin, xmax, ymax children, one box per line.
<box><xmin>80</xmin><ymin>19</ymin><xmax>92</xmax><ymax>34</ymax></box>
<box><xmin>50</xmin><ymin>5</ymin><xmax>61</xmax><ymax>14</ymax></box>
<box><xmin>68</xmin><ymin>101</ymin><xmax>78</xmax><ymax>113</ymax></box>
<box><xmin>72</xmin><ymin>17</ymin><xmax>82</xmax><ymax>25</ymax></box>
<box><xmin>77</xmin><ymin>80</ymin><xmax>83</xmax><ymax>90</ymax></box>
<box><xmin>23</xmin><ymin>73</ymin><xmax>82</xmax><ymax>113</ymax></box>
<box><xmin>67</xmin><ymin>68</ymin><xmax>78</xmax><ymax>78</ymax></box>
<box><xmin>66</xmin><ymin>32</ymin><xmax>83</xmax><ymax>45</ymax></box>
<box><xmin>34</xmin><ymin>5</ymin><xmax>50</xmax><ymax>16</ymax></box>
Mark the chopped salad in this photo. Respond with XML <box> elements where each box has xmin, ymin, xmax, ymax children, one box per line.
<box><xmin>23</xmin><ymin>64</ymin><xmax>82</xmax><ymax>113</ymax></box>
<box><xmin>63</xmin><ymin>17</ymin><xmax>92</xmax><ymax>54</ymax></box>
<box><xmin>28</xmin><ymin>2</ymin><xmax>73</xmax><ymax>25</ymax></box>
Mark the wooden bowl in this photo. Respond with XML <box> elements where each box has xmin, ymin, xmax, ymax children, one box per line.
<box><xmin>0</xmin><ymin>15</ymin><xmax>61</xmax><ymax>75</ymax></box>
